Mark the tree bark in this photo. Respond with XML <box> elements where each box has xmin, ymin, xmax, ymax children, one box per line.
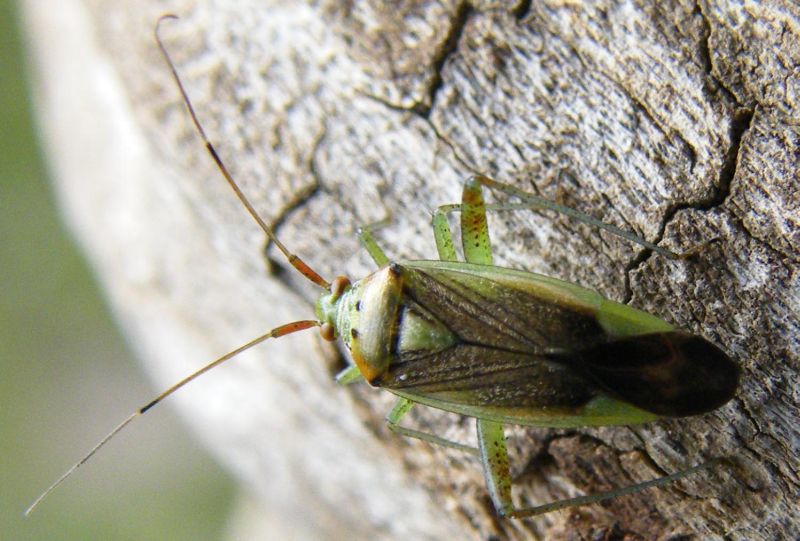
<box><xmin>25</xmin><ymin>0</ymin><xmax>799</xmax><ymax>539</ymax></box>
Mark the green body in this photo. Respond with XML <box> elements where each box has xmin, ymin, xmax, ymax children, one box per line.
<box><xmin>315</xmin><ymin>175</ymin><xmax>738</xmax><ymax>517</ymax></box>
<box><xmin>319</xmin><ymin>260</ymin><xmax>670</xmax><ymax>427</ymax></box>
<box><xmin>318</xmin><ymin>259</ymin><xmax>734</xmax><ymax>428</ymax></box>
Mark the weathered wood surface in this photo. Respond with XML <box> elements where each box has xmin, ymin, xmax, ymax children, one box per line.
<box><xmin>25</xmin><ymin>0</ymin><xmax>798</xmax><ymax>539</ymax></box>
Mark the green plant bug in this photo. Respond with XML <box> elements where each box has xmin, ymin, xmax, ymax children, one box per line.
<box><xmin>26</xmin><ymin>13</ymin><xmax>739</xmax><ymax>519</ymax></box>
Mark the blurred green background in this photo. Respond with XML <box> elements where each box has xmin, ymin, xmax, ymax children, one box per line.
<box><xmin>1</xmin><ymin>1</ymin><xmax>236</xmax><ymax>539</ymax></box>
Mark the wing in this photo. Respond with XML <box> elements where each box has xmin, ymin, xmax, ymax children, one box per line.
<box><xmin>375</xmin><ymin>262</ymin><xmax>737</xmax><ymax>425</ymax></box>
<box><xmin>375</xmin><ymin>263</ymin><xmax>608</xmax><ymax>419</ymax></box>
<box><xmin>394</xmin><ymin>261</ymin><xmax>611</xmax><ymax>353</ymax></box>
<box><xmin>570</xmin><ymin>331</ymin><xmax>740</xmax><ymax>417</ymax></box>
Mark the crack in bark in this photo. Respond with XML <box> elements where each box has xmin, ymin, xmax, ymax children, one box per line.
<box><xmin>694</xmin><ymin>0</ymin><xmax>715</xmax><ymax>77</ymax></box>
<box><xmin>631</xmin><ymin>93</ymin><xmax>701</xmax><ymax>175</ymax></box>
<box><xmin>359</xmin><ymin>90</ymin><xmax>418</xmax><ymax>114</ymax></box>
<box><xmin>511</xmin><ymin>0</ymin><xmax>533</xmax><ymax>21</ymax></box>
<box><xmin>622</xmin><ymin>108</ymin><xmax>754</xmax><ymax>304</ymax></box>
<box><xmin>737</xmin><ymin>214</ymin><xmax>797</xmax><ymax>262</ymax></box>
<box><xmin>413</xmin><ymin>2</ymin><xmax>473</xmax><ymax>117</ymax></box>
<box><xmin>262</xmin><ymin>181</ymin><xmax>322</xmax><ymax>272</ymax></box>
<box><xmin>341</xmin><ymin>4</ymin><xmax>473</xmax><ymax>120</ymax></box>
<box><xmin>515</xmin><ymin>431</ymin><xmax>576</xmax><ymax>481</ymax></box>
<box><xmin>693</xmin><ymin>2</ymin><xmax>745</xmax><ymax>107</ymax></box>
<box><xmin>263</xmin><ymin>127</ymin><xmax>328</xmax><ymax>280</ymax></box>
<box><xmin>351</xmin><ymin>91</ymin><xmax>480</xmax><ymax>183</ymax></box>
<box><xmin>426</xmin><ymin>115</ymin><xmax>478</xmax><ymax>173</ymax></box>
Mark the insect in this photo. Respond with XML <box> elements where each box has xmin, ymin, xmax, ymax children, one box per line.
<box><xmin>27</xmin><ymin>14</ymin><xmax>739</xmax><ymax>519</ymax></box>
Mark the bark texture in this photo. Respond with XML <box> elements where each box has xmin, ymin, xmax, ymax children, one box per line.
<box><xmin>25</xmin><ymin>0</ymin><xmax>798</xmax><ymax>539</ymax></box>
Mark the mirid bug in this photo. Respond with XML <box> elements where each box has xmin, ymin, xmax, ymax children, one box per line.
<box><xmin>26</xmin><ymin>14</ymin><xmax>739</xmax><ymax>519</ymax></box>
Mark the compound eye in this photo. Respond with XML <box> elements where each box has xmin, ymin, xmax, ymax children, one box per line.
<box><xmin>320</xmin><ymin>322</ymin><xmax>336</xmax><ymax>342</ymax></box>
<box><xmin>331</xmin><ymin>276</ymin><xmax>351</xmax><ymax>297</ymax></box>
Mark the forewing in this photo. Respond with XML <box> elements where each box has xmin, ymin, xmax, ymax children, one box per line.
<box><xmin>376</xmin><ymin>264</ymin><xmax>607</xmax><ymax>412</ymax></box>
<box><xmin>384</xmin><ymin>342</ymin><xmax>596</xmax><ymax>410</ymax></box>
<box><xmin>398</xmin><ymin>264</ymin><xmax>608</xmax><ymax>352</ymax></box>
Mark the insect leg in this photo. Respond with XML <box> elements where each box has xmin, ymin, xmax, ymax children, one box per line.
<box><xmin>431</xmin><ymin>205</ymin><xmax>458</xmax><ymax>261</ymax></box>
<box><xmin>471</xmin><ymin>175</ymin><xmax>681</xmax><ymax>259</ymax></box>
<box><xmin>460</xmin><ymin>176</ymin><xmax>494</xmax><ymax>265</ymax></box>
<box><xmin>510</xmin><ymin>461</ymin><xmax>719</xmax><ymax>518</ymax></box>
<box><xmin>335</xmin><ymin>365</ymin><xmax>362</xmax><ymax>385</ymax></box>
<box><xmin>476</xmin><ymin>419</ymin><xmax>514</xmax><ymax>515</ymax></box>
<box><xmin>386</xmin><ymin>398</ymin><xmax>479</xmax><ymax>455</ymax></box>
<box><xmin>358</xmin><ymin>219</ymin><xmax>391</xmax><ymax>266</ymax></box>
<box><xmin>434</xmin><ymin>201</ymin><xmax>540</xmax><ymax>261</ymax></box>
<box><xmin>476</xmin><ymin>416</ymin><xmax>721</xmax><ymax>517</ymax></box>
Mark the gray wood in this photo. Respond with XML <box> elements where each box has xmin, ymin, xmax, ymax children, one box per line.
<box><xmin>25</xmin><ymin>0</ymin><xmax>799</xmax><ymax>539</ymax></box>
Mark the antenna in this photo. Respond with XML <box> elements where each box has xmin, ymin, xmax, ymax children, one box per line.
<box><xmin>155</xmin><ymin>14</ymin><xmax>330</xmax><ymax>289</ymax></box>
<box><xmin>26</xmin><ymin>14</ymin><xmax>331</xmax><ymax>516</ymax></box>
<box><xmin>25</xmin><ymin>320</ymin><xmax>320</xmax><ymax>516</ymax></box>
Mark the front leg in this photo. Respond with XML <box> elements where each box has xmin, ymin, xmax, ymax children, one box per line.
<box><xmin>358</xmin><ymin>219</ymin><xmax>391</xmax><ymax>266</ymax></box>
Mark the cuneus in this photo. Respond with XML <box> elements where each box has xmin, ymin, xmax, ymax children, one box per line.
<box><xmin>25</xmin><ymin>14</ymin><xmax>739</xmax><ymax>519</ymax></box>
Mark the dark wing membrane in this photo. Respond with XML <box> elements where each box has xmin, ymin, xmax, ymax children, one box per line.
<box><xmin>385</xmin><ymin>342</ymin><xmax>597</xmax><ymax>410</ymax></box>
<box><xmin>569</xmin><ymin>331</ymin><xmax>740</xmax><ymax>417</ymax></box>
<box><xmin>397</xmin><ymin>264</ymin><xmax>609</xmax><ymax>353</ymax></box>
